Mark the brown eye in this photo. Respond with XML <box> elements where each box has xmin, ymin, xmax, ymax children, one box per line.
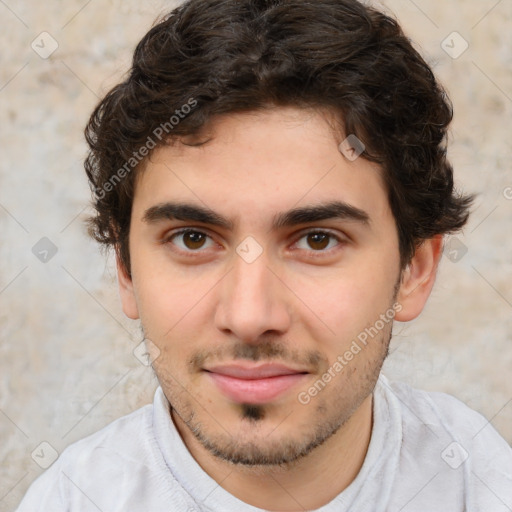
<box><xmin>169</xmin><ymin>230</ymin><xmax>214</xmax><ymax>251</ymax></box>
<box><xmin>183</xmin><ymin>231</ymin><xmax>207</xmax><ymax>249</ymax></box>
<box><xmin>294</xmin><ymin>231</ymin><xmax>341</xmax><ymax>252</ymax></box>
<box><xmin>306</xmin><ymin>232</ymin><xmax>330</xmax><ymax>250</ymax></box>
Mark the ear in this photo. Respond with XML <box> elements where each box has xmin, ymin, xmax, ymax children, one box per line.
<box><xmin>395</xmin><ymin>234</ymin><xmax>443</xmax><ymax>322</ymax></box>
<box><xmin>116</xmin><ymin>254</ymin><xmax>140</xmax><ymax>320</ymax></box>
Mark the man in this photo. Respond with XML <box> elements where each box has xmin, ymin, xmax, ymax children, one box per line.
<box><xmin>16</xmin><ymin>0</ymin><xmax>512</xmax><ymax>510</ymax></box>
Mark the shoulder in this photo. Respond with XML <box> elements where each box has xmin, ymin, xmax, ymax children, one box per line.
<box><xmin>58</xmin><ymin>402</ymin><xmax>156</xmax><ymax>473</ymax></box>
<box><xmin>378</xmin><ymin>374</ymin><xmax>512</xmax><ymax>509</ymax></box>
<box><xmin>15</xmin><ymin>403</ymin><xmax>158</xmax><ymax>511</ymax></box>
<box><xmin>381</xmin><ymin>375</ymin><xmax>508</xmax><ymax>446</ymax></box>
<box><xmin>75</xmin><ymin>401</ymin><xmax>152</xmax><ymax>446</ymax></box>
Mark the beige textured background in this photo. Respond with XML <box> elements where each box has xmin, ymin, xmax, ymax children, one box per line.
<box><xmin>1</xmin><ymin>0</ymin><xmax>511</xmax><ymax>510</ymax></box>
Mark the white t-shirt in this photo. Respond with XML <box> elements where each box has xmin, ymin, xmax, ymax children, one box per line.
<box><xmin>15</xmin><ymin>374</ymin><xmax>512</xmax><ymax>511</ymax></box>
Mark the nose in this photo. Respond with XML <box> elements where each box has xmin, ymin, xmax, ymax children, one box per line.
<box><xmin>214</xmin><ymin>250</ymin><xmax>291</xmax><ymax>343</ymax></box>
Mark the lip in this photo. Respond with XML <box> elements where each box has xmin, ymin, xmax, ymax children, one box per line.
<box><xmin>204</xmin><ymin>363</ymin><xmax>308</xmax><ymax>404</ymax></box>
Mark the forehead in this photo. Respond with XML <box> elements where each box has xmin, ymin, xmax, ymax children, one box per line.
<box><xmin>132</xmin><ymin>107</ymin><xmax>391</xmax><ymax>228</ymax></box>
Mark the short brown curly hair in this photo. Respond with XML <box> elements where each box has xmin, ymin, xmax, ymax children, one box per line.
<box><xmin>84</xmin><ymin>0</ymin><xmax>474</xmax><ymax>275</ymax></box>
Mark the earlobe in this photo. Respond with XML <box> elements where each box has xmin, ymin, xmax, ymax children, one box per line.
<box><xmin>116</xmin><ymin>255</ymin><xmax>140</xmax><ymax>320</ymax></box>
<box><xmin>394</xmin><ymin>235</ymin><xmax>444</xmax><ymax>322</ymax></box>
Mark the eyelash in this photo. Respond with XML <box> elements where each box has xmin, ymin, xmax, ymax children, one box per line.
<box><xmin>164</xmin><ymin>228</ymin><xmax>346</xmax><ymax>257</ymax></box>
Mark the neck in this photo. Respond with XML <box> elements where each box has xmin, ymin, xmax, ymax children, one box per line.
<box><xmin>172</xmin><ymin>394</ymin><xmax>374</xmax><ymax>511</ymax></box>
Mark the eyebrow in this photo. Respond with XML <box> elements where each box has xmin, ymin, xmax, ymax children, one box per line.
<box><xmin>143</xmin><ymin>200</ymin><xmax>370</xmax><ymax>230</ymax></box>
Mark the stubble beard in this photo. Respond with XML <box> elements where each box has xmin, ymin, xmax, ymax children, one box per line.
<box><xmin>162</xmin><ymin>322</ymin><xmax>393</xmax><ymax>469</ymax></box>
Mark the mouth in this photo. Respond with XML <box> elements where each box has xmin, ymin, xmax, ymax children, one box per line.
<box><xmin>204</xmin><ymin>363</ymin><xmax>309</xmax><ymax>404</ymax></box>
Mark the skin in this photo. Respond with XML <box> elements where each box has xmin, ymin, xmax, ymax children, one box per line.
<box><xmin>117</xmin><ymin>106</ymin><xmax>443</xmax><ymax>511</ymax></box>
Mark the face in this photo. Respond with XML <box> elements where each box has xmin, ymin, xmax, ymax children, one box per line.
<box><xmin>120</xmin><ymin>107</ymin><xmax>411</xmax><ymax>466</ymax></box>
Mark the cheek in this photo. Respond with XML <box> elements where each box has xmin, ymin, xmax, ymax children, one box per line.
<box><xmin>292</xmin><ymin>260</ymin><xmax>397</xmax><ymax>340</ymax></box>
<box><xmin>136</xmin><ymin>276</ymin><xmax>195</xmax><ymax>332</ymax></box>
<box><xmin>131</xmin><ymin>256</ymin><xmax>218</xmax><ymax>341</ymax></box>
